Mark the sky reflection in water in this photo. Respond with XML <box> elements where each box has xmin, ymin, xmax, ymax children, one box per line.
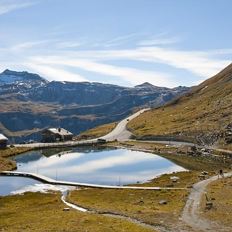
<box><xmin>0</xmin><ymin>148</ymin><xmax>186</xmax><ymax>195</ymax></box>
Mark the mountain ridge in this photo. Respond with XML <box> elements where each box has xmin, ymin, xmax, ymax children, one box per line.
<box><xmin>0</xmin><ymin>69</ymin><xmax>189</xmax><ymax>142</ymax></box>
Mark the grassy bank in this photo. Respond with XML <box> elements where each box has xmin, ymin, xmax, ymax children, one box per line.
<box><xmin>0</xmin><ymin>147</ymin><xmax>32</xmax><ymax>172</ymax></box>
<box><xmin>0</xmin><ymin>192</ymin><xmax>155</xmax><ymax>232</ymax></box>
<box><xmin>75</xmin><ymin>122</ymin><xmax>117</xmax><ymax>140</ymax></box>
<box><xmin>109</xmin><ymin>141</ymin><xmax>231</xmax><ymax>171</ymax></box>
<box><xmin>68</xmin><ymin>169</ymin><xmax>198</xmax><ymax>231</ymax></box>
<box><xmin>69</xmin><ymin>188</ymin><xmax>188</xmax><ymax>230</ymax></box>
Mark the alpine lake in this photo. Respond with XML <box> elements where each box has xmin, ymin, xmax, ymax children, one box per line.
<box><xmin>0</xmin><ymin>147</ymin><xmax>186</xmax><ymax>196</ymax></box>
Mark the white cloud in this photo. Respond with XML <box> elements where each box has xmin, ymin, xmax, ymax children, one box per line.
<box><xmin>138</xmin><ymin>37</ymin><xmax>180</xmax><ymax>46</ymax></box>
<box><xmin>55</xmin><ymin>41</ymin><xmax>82</xmax><ymax>49</ymax></box>
<box><xmin>63</xmin><ymin>46</ymin><xmax>231</xmax><ymax>78</ymax></box>
<box><xmin>11</xmin><ymin>40</ymin><xmax>52</xmax><ymax>51</ymax></box>
<box><xmin>24</xmin><ymin>62</ymin><xmax>88</xmax><ymax>82</ymax></box>
<box><xmin>102</xmin><ymin>33</ymin><xmax>139</xmax><ymax>47</ymax></box>
<box><xmin>30</xmin><ymin>56</ymin><xmax>176</xmax><ymax>87</ymax></box>
<box><xmin>134</xmin><ymin>47</ymin><xmax>230</xmax><ymax>77</ymax></box>
<box><xmin>0</xmin><ymin>0</ymin><xmax>37</xmax><ymax>15</ymax></box>
<box><xmin>0</xmin><ymin>32</ymin><xmax>231</xmax><ymax>87</ymax></box>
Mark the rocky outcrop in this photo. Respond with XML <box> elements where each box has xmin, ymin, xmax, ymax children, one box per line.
<box><xmin>225</xmin><ymin>123</ymin><xmax>232</xmax><ymax>144</ymax></box>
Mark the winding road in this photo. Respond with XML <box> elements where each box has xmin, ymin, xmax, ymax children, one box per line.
<box><xmin>14</xmin><ymin>108</ymin><xmax>149</xmax><ymax>149</ymax></box>
<box><xmin>14</xmin><ymin>107</ymin><xmax>232</xmax><ymax>157</ymax></box>
<box><xmin>101</xmin><ymin>108</ymin><xmax>149</xmax><ymax>141</ymax></box>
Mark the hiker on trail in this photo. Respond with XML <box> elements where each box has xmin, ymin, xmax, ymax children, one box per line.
<box><xmin>218</xmin><ymin>169</ymin><xmax>224</xmax><ymax>179</ymax></box>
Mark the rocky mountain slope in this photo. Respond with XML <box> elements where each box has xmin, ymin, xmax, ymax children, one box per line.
<box><xmin>0</xmin><ymin>69</ymin><xmax>188</xmax><ymax>142</ymax></box>
<box><xmin>128</xmin><ymin>63</ymin><xmax>232</xmax><ymax>146</ymax></box>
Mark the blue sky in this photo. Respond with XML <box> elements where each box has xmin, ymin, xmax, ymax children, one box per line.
<box><xmin>0</xmin><ymin>0</ymin><xmax>231</xmax><ymax>87</ymax></box>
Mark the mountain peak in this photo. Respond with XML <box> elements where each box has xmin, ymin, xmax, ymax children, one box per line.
<box><xmin>135</xmin><ymin>82</ymin><xmax>154</xmax><ymax>88</ymax></box>
<box><xmin>0</xmin><ymin>69</ymin><xmax>48</xmax><ymax>85</ymax></box>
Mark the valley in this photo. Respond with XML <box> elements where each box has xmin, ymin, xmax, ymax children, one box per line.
<box><xmin>1</xmin><ymin>1</ymin><xmax>231</xmax><ymax>231</ymax></box>
<box><xmin>0</xmin><ymin>70</ymin><xmax>188</xmax><ymax>143</ymax></box>
<box><xmin>0</xmin><ymin>63</ymin><xmax>232</xmax><ymax>232</ymax></box>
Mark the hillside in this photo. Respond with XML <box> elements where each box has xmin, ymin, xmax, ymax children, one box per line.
<box><xmin>128</xmin><ymin>63</ymin><xmax>232</xmax><ymax>146</ymax></box>
<box><xmin>0</xmin><ymin>69</ymin><xmax>188</xmax><ymax>142</ymax></box>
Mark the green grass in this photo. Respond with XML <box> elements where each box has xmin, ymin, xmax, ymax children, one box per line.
<box><xmin>0</xmin><ymin>192</ymin><xmax>155</xmax><ymax>232</ymax></box>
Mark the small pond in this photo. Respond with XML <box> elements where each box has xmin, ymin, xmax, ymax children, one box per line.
<box><xmin>0</xmin><ymin>147</ymin><xmax>186</xmax><ymax>195</ymax></box>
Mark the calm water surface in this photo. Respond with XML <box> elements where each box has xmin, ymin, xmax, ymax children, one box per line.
<box><xmin>0</xmin><ymin>147</ymin><xmax>186</xmax><ymax>195</ymax></box>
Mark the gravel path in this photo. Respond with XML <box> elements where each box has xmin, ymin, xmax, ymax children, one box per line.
<box><xmin>181</xmin><ymin>172</ymin><xmax>232</xmax><ymax>232</ymax></box>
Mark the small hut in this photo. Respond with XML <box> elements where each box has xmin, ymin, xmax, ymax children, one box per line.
<box><xmin>41</xmin><ymin>128</ymin><xmax>73</xmax><ymax>142</ymax></box>
<box><xmin>0</xmin><ymin>134</ymin><xmax>8</xmax><ymax>148</ymax></box>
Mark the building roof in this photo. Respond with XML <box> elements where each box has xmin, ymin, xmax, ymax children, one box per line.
<box><xmin>47</xmin><ymin>128</ymin><xmax>73</xmax><ymax>136</ymax></box>
<box><xmin>0</xmin><ymin>133</ymin><xmax>8</xmax><ymax>141</ymax></box>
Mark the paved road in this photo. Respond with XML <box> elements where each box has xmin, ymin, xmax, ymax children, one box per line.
<box><xmin>101</xmin><ymin>108</ymin><xmax>150</xmax><ymax>141</ymax></box>
<box><xmin>14</xmin><ymin>108</ymin><xmax>149</xmax><ymax>149</ymax></box>
<box><xmin>181</xmin><ymin>172</ymin><xmax>232</xmax><ymax>232</ymax></box>
<box><xmin>0</xmin><ymin>171</ymin><xmax>187</xmax><ymax>190</ymax></box>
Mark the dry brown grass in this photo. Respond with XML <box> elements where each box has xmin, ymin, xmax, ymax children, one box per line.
<box><xmin>200</xmin><ymin>176</ymin><xmax>232</xmax><ymax>229</ymax></box>
<box><xmin>128</xmin><ymin>64</ymin><xmax>232</xmax><ymax>143</ymax></box>
<box><xmin>0</xmin><ymin>147</ymin><xmax>32</xmax><ymax>171</ymax></box>
<box><xmin>0</xmin><ymin>192</ymin><xmax>154</xmax><ymax>232</ymax></box>
<box><xmin>68</xmin><ymin>170</ymin><xmax>202</xmax><ymax>231</ymax></box>
<box><xmin>0</xmin><ymin>99</ymin><xmax>58</xmax><ymax>113</ymax></box>
<box><xmin>219</xmin><ymin>143</ymin><xmax>232</xmax><ymax>150</ymax></box>
<box><xmin>69</xmin><ymin>188</ymin><xmax>188</xmax><ymax>230</ymax></box>
<box><xmin>75</xmin><ymin>122</ymin><xmax>117</xmax><ymax>140</ymax></box>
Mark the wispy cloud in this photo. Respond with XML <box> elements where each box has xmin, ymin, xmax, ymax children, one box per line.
<box><xmin>11</xmin><ymin>40</ymin><xmax>52</xmax><ymax>51</ymax></box>
<box><xmin>55</xmin><ymin>41</ymin><xmax>82</xmax><ymax>49</ymax></box>
<box><xmin>102</xmin><ymin>33</ymin><xmax>139</xmax><ymax>47</ymax></box>
<box><xmin>137</xmin><ymin>32</ymin><xmax>180</xmax><ymax>46</ymax></box>
<box><xmin>24</xmin><ymin>62</ymin><xmax>88</xmax><ymax>82</ymax></box>
<box><xmin>0</xmin><ymin>33</ymin><xmax>231</xmax><ymax>87</ymax></box>
<box><xmin>138</xmin><ymin>37</ymin><xmax>180</xmax><ymax>46</ymax></box>
<box><xmin>0</xmin><ymin>0</ymin><xmax>37</xmax><ymax>16</ymax></box>
<box><xmin>63</xmin><ymin>46</ymin><xmax>230</xmax><ymax>78</ymax></box>
<box><xmin>30</xmin><ymin>56</ymin><xmax>176</xmax><ymax>86</ymax></box>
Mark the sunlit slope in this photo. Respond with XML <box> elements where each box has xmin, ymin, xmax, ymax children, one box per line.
<box><xmin>128</xmin><ymin>63</ymin><xmax>232</xmax><ymax>144</ymax></box>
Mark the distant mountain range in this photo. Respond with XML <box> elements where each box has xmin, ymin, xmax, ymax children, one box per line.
<box><xmin>0</xmin><ymin>69</ymin><xmax>189</xmax><ymax>142</ymax></box>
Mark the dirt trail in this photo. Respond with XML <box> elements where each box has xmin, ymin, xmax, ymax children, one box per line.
<box><xmin>181</xmin><ymin>172</ymin><xmax>232</xmax><ymax>232</ymax></box>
